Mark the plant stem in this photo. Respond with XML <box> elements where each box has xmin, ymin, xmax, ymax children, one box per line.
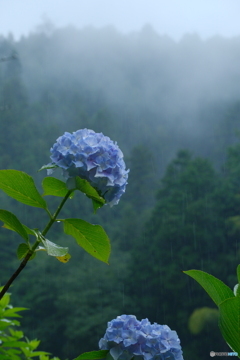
<box><xmin>42</xmin><ymin>190</ymin><xmax>72</xmax><ymax>236</ymax></box>
<box><xmin>0</xmin><ymin>190</ymin><xmax>73</xmax><ymax>300</ymax></box>
<box><xmin>0</xmin><ymin>239</ymin><xmax>40</xmax><ymax>299</ymax></box>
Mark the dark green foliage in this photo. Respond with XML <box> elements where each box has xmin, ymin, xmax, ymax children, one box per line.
<box><xmin>1</xmin><ymin>29</ymin><xmax>240</xmax><ymax>360</ymax></box>
<box><xmin>127</xmin><ymin>145</ymin><xmax>157</xmax><ymax>209</ymax></box>
<box><xmin>0</xmin><ymin>290</ymin><xmax>60</xmax><ymax>360</ymax></box>
<box><xmin>127</xmin><ymin>150</ymin><xmax>238</xmax><ymax>359</ymax></box>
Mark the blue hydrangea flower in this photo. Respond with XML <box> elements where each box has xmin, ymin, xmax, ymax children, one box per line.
<box><xmin>99</xmin><ymin>315</ymin><xmax>184</xmax><ymax>360</ymax></box>
<box><xmin>48</xmin><ymin>129</ymin><xmax>129</xmax><ymax>206</ymax></box>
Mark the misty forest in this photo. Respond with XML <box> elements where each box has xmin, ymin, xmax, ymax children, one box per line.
<box><xmin>1</xmin><ymin>23</ymin><xmax>240</xmax><ymax>360</ymax></box>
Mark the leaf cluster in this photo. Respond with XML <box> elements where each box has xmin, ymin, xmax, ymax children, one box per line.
<box><xmin>0</xmin><ymin>170</ymin><xmax>110</xmax><ymax>267</ymax></box>
<box><xmin>184</xmin><ymin>268</ymin><xmax>240</xmax><ymax>357</ymax></box>
<box><xmin>0</xmin><ymin>290</ymin><xmax>61</xmax><ymax>360</ymax></box>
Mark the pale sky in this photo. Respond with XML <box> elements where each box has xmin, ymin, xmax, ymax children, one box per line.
<box><xmin>1</xmin><ymin>0</ymin><xmax>240</xmax><ymax>41</ymax></box>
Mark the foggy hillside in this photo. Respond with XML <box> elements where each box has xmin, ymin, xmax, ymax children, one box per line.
<box><xmin>19</xmin><ymin>25</ymin><xmax>240</xmax><ymax>106</ymax></box>
<box><xmin>1</xmin><ymin>25</ymin><xmax>240</xmax><ymax>172</ymax></box>
<box><xmin>16</xmin><ymin>26</ymin><xmax>240</xmax><ymax>164</ymax></box>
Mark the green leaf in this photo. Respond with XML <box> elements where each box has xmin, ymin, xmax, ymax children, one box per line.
<box><xmin>41</xmin><ymin>238</ymin><xmax>69</xmax><ymax>257</ymax></box>
<box><xmin>24</xmin><ymin>339</ymin><xmax>40</xmax><ymax>351</ymax></box>
<box><xmin>17</xmin><ymin>243</ymin><xmax>30</xmax><ymax>260</ymax></box>
<box><xmin>1</xmin><ymin>341</ymin><xmax>30</xmax><ymax>348</ymax></box>
<box><xmin>39</xmin><ymin>356</ymin><xmax>60</xmax><ymax>360</ymax></box>
<box><xmin>22</xmin><ymin>225</ymin><xmax>37</xmax><ymax>236</ymax></box>
<box><xmin>237</xmin><ymin>264</ymin><xmax>240</xmax><ymax>284</ymax></box>
<box><xmin>9</xmin><ymin>328</ymin><xmax>24</xmax><ymax>338</ymax></box>
<box><xmin>63</xmin><ymin>218</ymin><xmax>110</xmax><ymax>264</ymax></box>
<box><xmin>29</xmin><ymin>252</ymin><xmax>36</xmax><ymax>261</ymax></box>
<box><xmin>73</xmin><ymin>350</ymin><xmax>109</xmax><ymax>360</ymax></box>
<box><xmin>0</xmin><ymin>293</ymin><xmax>10</xmax><ymax>308</ymax></box>
<box><xmin>75</xmin><ymin>177</ymin><xmax>105</xmax><ymax>207</ymax></box>
<box><xmin>183</xmin><ymin>270</ymin><xmax>234</xmax><ymax>306</ymax></box>
<box><xmin>219</xmin><ymin>296</ymin><xmax>240</xmax><ymax>354</ymax></box>
<box><xmin>0</xmin><ymin>170</ymin><xmax>47</xmax><ymax>209</ymax></box>
<box><xmin>0</xmin><ymin>319</ymin><xmax>14</xmax><ymax>330</ymax></box>
<box><xmin>0</xmin><ymin>209</ymin><xmax>28</xmax><ymax>241</ymax></box>
<box><xmin>38</xmin><ymin>164</ymin><xmax>58</xmax><ymax>172</ymax></box>
<box><xmin>92</xmin><ymin>199</ymin><xmax>104</xmax><ymax>213</ymax></box>
<box><xmin>3</xmin><ymin>307</ymin><xmax>27</xmax><ymax>317</ymax></box>
<box><xmin>3</xmin><ymin>222</ymin><xmax>37</xmax><ymax>237</ymax></box>
<box><xmin>234</xmin><ymin>284</ymin><xmax>240</xmax><ymax>297</ymax></box>
<box><xmin>68</xmin><ymin>177</ymin><xmax>105</xmax><ymax>212</ymax></box>
<box><xmin>42</xmin><ymin>177</ymin><xmax>69</xmax><ymax>197</ymax></box>
<box><xmin>236</xmin><ymin>265</ymin><xmax>240</xmax><ymax>297</ymax></box>
<box><xmin>25</xmin><ymin>350</ymin><xmax>51</xmax><ymax>357</ymax></box>
<box><xmin>16</xmin><ymin>242</ymin><xmax>36</xmax><ymax>261</ymax></box>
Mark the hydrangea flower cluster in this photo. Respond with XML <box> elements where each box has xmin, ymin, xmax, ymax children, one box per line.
<box><xmin>99</xmin><ymin>315</ymin><xmax>184</xmax><ymax>360</ymax></box>
<box><xmin>48</xmin><ymin>129</ymin><xmax>129</xmax><ymax>206</ymax></box>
